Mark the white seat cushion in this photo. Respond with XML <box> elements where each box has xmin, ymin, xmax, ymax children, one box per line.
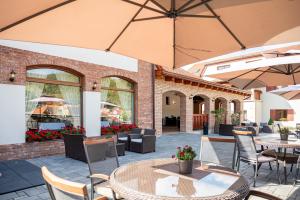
<box><xmin>94</xmin><ymin>181</ymin><xmax>120</xmax><ymax>199</ymax></box>
<box><xmin>131</xmin><ymin>139</ymin><xmax>142</xmax><ymax>143</ymax></box>
<box><xmin>118</xmin><ymin>137</ymin><xmax>127</xmax><ymax>141</ymax></box>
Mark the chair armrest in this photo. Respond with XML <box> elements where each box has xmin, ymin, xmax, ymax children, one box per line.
<box><xmin>94</xmin><ymin>196</ymin><xmax>108</xmax><ymax>200</ymax></box>
<box><xmin>117</xmin><ymin>132</ymin><xmax>127</xmax><ymax>138</ymax></box>
<box><xmin>90</xmin><ymin>174</ymin><xmax>110</xmax><ymax>181</ymax></box>
<box><xmin>245</xmin><ymin>190</ymin><xmax>282</xmax><ymax>200</ymax></box>
<box><xmin>128</xmin><ymin>134</ymin><xmax>142</xmax><ymax>139</ymax></box>
<box><xmin>142</xmin><ymin>135</ymin><xmax>156</xmax><ymax>143</ymax></box>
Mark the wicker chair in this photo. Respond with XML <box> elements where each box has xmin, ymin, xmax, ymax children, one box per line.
<box><xmin>129</xmin><ymin>134</ymin><xmax>156</xmax><ymax>153</ymax></box>
<box><xmin>41</xmin><ymin>166</ymin><xmax>107</xmax><ymax>200</ymax></box>
<box><xmin>83</xmin><ymin>138</ymin><xmax>119</xmax><ymax>200</ymax></box>
<box><xmin>245</xmin><ymin>190</ymin><xmax>282</xmax><ymax>200</ymax></box>
<box><xmin>200</xmin><ymin>136</ymin><xmax>236</xmax><ymax>169</ymax></box>
<box><xmin>234</xmin><ymin>132</ymin><xmax>279</xmax><ymax>187</ymax></box>
<box><xmin>144</xmin><ymin>129</ymin><xmax>156</xmax><ymax>135</ymax></box>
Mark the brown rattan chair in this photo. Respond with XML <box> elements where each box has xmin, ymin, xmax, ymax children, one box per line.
<box><xmin>83</xmin><ymin>138</ymin><xmax>119</xmax><ymax>200</ymax></box>
<box><xmin>233</xmin><ymin>131</ymin><xmax>279</xmax><ymax>187</ymax></box>
<box><xmin>245</xmin><ymin>190</ymin><xmax>282</xmax><ymax>200</ymax></box>
<box><xmin>41</xmin><ymin>166</ymin><xmax>107</xmax><ymax>200</ymax></box>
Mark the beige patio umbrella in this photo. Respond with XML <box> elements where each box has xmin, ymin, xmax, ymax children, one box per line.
<box><xmin>206</xmin><ymin>56</ymin><xmax>300</xmax><ymax>89</ymax></box>
<box><xmin>271</xmin><ymin>85</ymin><xmax>300</xmax><ymax>100</ymax></box>
<box><xmin>1</xmin><ymin>0</ymin><xmax>300</xmax><ymax>69</ymax></box>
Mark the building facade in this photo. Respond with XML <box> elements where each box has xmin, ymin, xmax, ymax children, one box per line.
<box><xmin>0</xmin><ymin>45</ymin><xmax>154</xmax><ymax>159</ymax></box>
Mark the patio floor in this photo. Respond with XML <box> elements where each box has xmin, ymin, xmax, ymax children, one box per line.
<box><xmin>1</xmin><ymin>133</ymin><xmax>300</xmax><ymax>200</ymax></box>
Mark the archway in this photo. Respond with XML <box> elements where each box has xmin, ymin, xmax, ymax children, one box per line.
<box><xmin>214</xmin><ymin>97</ymin><xmax>228</xmax><ymax>124</ymax></box>
<box><xmin>230</xmin><ymin>99</ymin><xmax>241</xmax><ymax>125</ymax></box>
<box><xmin>162</xmin><ymin>91</ymin><xmax>186</xmax><ymax>133</ymax></box>
<box><xmin>192</xmin><ymin>94</ymin><xmax>210</xmax><ymax>130</ymax></box>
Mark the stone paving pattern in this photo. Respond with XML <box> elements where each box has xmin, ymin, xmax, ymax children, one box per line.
<box><xmin>1</xmin><ymin>133</ymin><xmax>300</xmax><ymax>200</ymax></box>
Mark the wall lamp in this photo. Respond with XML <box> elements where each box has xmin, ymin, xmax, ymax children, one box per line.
<box><xmin>9</xmin><ymin>70</ymin><xmax>16</xmax><ymax>82</ymax></box>
<box><xmin>189</xmin><ymin>94</ymin><xmax>194</xmax><ymax>99</ymax></box>
<box><xmin>211</xmin><ymin>98</ymin><xmax>216</xmax><ymax>102</ymax></box>
<box><xmin>92</xmin><ymin>81</ymin><xmax>97</xmax><ymax>91</ymax></box>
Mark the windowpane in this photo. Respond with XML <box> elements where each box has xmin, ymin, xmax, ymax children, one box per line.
<box><xmin>101</xmin><ymin>77</ymin><xmax>133</xmax><ymax>90</ymax></box>
<box><xmin>25</xmin><ymin>82</ymin><xmax>81</xmax><ymax>130</ymax></box>
<box><xmin>101</xmin><ymin>89</ymin><xmax>134</xmax><ymax>126</ymax></box>
<box><xmin>27</xmin><ymin>68</ymin><xmax>80</xmax><ymax>83</ymax></box>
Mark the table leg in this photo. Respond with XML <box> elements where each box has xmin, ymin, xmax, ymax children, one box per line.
<box><xmin>284</xmin><ymin>148</ymin><xmax>287</xmax><ymax>184</ymax></box>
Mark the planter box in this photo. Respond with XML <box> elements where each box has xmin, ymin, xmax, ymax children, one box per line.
<box><xmin>63</xmin><ymin>134</ymin><xmax>87</xmax><ymax>162</ymax></box>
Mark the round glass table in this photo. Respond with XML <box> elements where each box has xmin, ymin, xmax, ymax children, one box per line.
<box><xmin>255</xmin><ymin>134</ymin><xmax>300</xmax><ymax>184</ymax></box>
<box><xmin>110</xmin><ymin>158</ymin><xmax>249</xmax><ymax>200</ymax></box>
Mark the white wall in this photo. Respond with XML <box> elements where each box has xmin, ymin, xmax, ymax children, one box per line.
<box><xmin>0</xmin><ymin>84</ymin><xmax>26</xmax><ymax>145</ymax></box>
<box><xmin>261</xmin><ymin>88</ymin><xmax>293</xmax><ymax>123</ymax></box>
<box><xmin>162</xmin><ymin>92</ymin><xmax>181</xmax><ymax>118</ymax></box>
<box><xmin>0</xmin><ymin>40</ymin><xmax>138</xmax><ymax>72</ymax></box>
<box><xmin>83</xmin><ymin>91</ymin><xmax>101</xmax><ymax>137</ymax></box>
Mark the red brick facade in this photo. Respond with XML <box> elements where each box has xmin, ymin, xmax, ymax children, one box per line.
<box><xmin>0</xmin><ymin>45</ymin><xmax>154</xmax><ymax>160</ymax></box>
<box><xmin>0</xmin><ymin>140</ymin><xmax>65</xmax><ymax>160</ymax></box>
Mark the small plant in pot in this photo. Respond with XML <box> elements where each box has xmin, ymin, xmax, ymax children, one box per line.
<box><xmin>173</xmin><ymin>145</ymin><xmax>196</xmax><ymax>174</ymax></box>
<box><xmin>279</xmin><ymin>127</ymin><xmax>289</xmax><ymax>141</ymax></box>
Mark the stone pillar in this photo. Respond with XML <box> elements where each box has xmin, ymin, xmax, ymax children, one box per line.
<box><xmin>83</xmin><ymin>91</ymin><xmax>101</xmax><ymax>137</ymax></box>
<box><xmin>183</xmin><ymin>96</ymin><xmax>193</xmax><ymax>132</ymax></box>
<box><xmin>227</xmin><ymin>101</ymin><xmax>232</xmax><ymax>124</ymax></box>
<box><xmin>208</xmin><ymin>99</ymin><xmax>215</xmax><ymax>134</ymax></box>
<box><xmin>154</xmin><ymin>89</ymin><xmax>163</xmax><ymax>135</ymax></box>
<box><xmin>239</xmin><ymin>100</ymin><xmax>244</xmax><ymax>123</ymax></box>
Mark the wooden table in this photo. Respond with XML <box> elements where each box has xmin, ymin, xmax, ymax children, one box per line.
<box><xmin>255</xmin><ymin>135</ymin><xmax>300</xmax><ymax>184</ymax></box>
<box><xmin>110</xmin><ymin>158</ymin><xmax>249</xmax><ymax>200</ymax></box>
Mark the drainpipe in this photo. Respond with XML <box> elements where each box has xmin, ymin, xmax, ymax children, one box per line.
<box><xmin>152</xmin><ymin>64</ymin><xmax>155</xmax><ymax>129</ymax></box>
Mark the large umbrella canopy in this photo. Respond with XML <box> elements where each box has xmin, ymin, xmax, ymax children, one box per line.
<box><xmin>271</xmin><ymin>85</ymin><xmax>300</xmax><ymax>100</ymax></box>
<box><xmin>29</xmin><ymin>96</ymin><xmax>66</xmax><ymax>103</ymax></box>
<box><xmin>1</xmin><ymin>0</ymin><xmax>300</xmax><ymax>69</ymax></box>
<box><xmin>206</xmin><ymin>56</ymin><xmax>300</xmax><ymax>89</ymax></box>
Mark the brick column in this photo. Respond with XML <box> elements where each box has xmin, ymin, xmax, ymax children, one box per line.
<box><xmin>208</xmin><ymin>99</ymin><xmax>215</xmax><ymax>134</ymax></box>
<box><xmin>227</xmin><ymin>101</ymin><xmax>232</xmax><ymax>124</ymax></box>
<box><xmin>154</xmin><ymin>88</ymin><xmax>163</xmax><ymax>135</ymax></box>
<box><xmin>182</xmin><ymin>96</ymin><xmax>193</xmax><ymax>132</ymax></box>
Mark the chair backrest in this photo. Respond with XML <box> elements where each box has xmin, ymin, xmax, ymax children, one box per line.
<box><xmin>144</xmin><ymin>129</ymin><xmax>156</xmax><ymax>135</ymax></box>
<box><xmin>233</xmin><ymin>131</ymin><xmax>257</xmax><ymax>161</ymax></box>
<box><xmin>42</xmin><ymin>166</ymin><xmax>89</xmax><ymax>200</ymax></box>
<box><xmin>83</xmin><ymin>138</ymin><xmax>119</xmax><ymax>177</ymax></box>
<box><xmin>131</xmin><ymin>128</ymin><xmax>142</xmax><ymax>134</ymax></box>
<box><xmin>200</xmin><ymin>136</ymin><xmax>236</xmax><ymax>168</ymax></box>
<box><xmin>296</xmin><ymin>123</ymin><xmax>300</xmax><ymax>130</ymax></box>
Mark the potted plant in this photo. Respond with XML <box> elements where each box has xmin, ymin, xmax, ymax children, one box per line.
<box><xmin>211</xmin><ymin>108</ymin><xmax>225</xmax><ymax>134</ymax></box>
<box><xmin>268</xmin><ymin>118</ymin><xmax>274</xmax><ymax>133</ymax></box>
<box><xmin>61</xmin><ymin>126</ymin><xmax>87</xmax><ymax>162</ymax></box>
<box><xmin>173</xmin><ymin>145</ymin><xmax>196</xmax><ymax>174</ymax></box>
<box><xmin>279</xmin><ymin>127</ymin><xmax>289</xmax><ymax>141</ymax></box>
<box><xmin>231</xmin><ymin>112</ymin><xmax>240</xmax><ymax>126</ymax></box>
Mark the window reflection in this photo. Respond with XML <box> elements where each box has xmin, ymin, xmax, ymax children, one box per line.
<box><xmin>26</xmin><ymin>68</ymin><xmax>81</xmax><ymax>130</ymax></box>
<box><xmin>101</xmin><ymin>77</ymin><xmax>134</xmax><ymax>127</ymax></box>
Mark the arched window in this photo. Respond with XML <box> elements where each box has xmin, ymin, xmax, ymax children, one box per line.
<box><xmin>26</xmin><ymin>68</ymin><xmax>82</xmax><ymax>130</ymax></box>
<box><xmin>101</xmin><ymin>77</ymin><xmax>134</xmax><ymax>126</ymax></box>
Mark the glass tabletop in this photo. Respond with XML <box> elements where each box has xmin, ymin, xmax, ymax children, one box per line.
<box><xmin>255</xmin><ymin>134</ymin><xmax>300</xmax><ymax>148</ymax></box>
<box><xmin>110</xmin><ymin>159</ymin><xmax>249</xmax><ymax>200</ymax></box>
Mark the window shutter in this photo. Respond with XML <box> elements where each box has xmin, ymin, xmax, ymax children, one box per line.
<box><xmin>270</xmin><ymin>110</ymin><xmax>276</xmax><ymax>120</ymax></box>
<box><xmin>287</xmin><ymin>109</ymin><xmax>294</xmax><ymax>121</ymax></box>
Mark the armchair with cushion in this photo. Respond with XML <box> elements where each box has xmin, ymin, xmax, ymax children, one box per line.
<box><xmin>144</xmin><ymin>129</ymin><xmax>156</xmax><ymax>135</ymax></box>
<box><xmin>129</xmin><ymin>134</ymin><xmax>156</xmax><ymax>153</ymax></box>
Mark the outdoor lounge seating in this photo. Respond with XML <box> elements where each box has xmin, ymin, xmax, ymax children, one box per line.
<box><xmin>83</xmin><ymin>138</ymin><xmax>119</xmax><ymax>200</ymax></box>
<box><xmin>234</xmin><ymin>132</ymin><xmax>279</xmax><ymax>187</ymax></box>
<box><xmin>41</xmin><ymin>166</ymin><xmax>108</xmax><ymax>200</ymax></box>
<box><xmin>245</xmin><ymin>190</ymin><xmax>282</xmax><ymax>200</ymax></box>
<box><xmin>129</xmin><ymin>135</ymin><xmax>156</xmax><ymax>153</ymax></box>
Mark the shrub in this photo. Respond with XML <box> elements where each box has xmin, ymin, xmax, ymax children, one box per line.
<box><xmin>101</xmin><ymin>124</ymin><xmax>137</xmax><ymax>135</ymax></box>
<box><xmin>61</xmin><ymin>126</ymin><xmax>85</xmax><ymax>135</ymax></box>
<box><xmin>268</xmin><ymin>118</ymin><xmax>274</xmax><ymax>125</ymax></box>
<box><xmin>26</xmin><ymin>129</ymin><xmax>62</xmax><ymax>142</ymax></box>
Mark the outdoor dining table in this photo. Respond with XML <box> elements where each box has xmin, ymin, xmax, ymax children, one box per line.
<box><xmin>110</xmin><ymin>158</ymin><xmax>249</xmax><ymax>200</ymax></box>
<box><xmin>255</xmin><ymin>134</ymin><xmax>300</xmax><ymax>184</ymax></box>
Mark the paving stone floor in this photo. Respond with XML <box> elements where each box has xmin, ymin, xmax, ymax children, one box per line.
<box><xmin>1</xmin><ymin>133</ymin><xmax>300</xmax><ymax>200</ymax></box>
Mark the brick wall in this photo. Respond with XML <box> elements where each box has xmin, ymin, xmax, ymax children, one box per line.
<box><xmin>155</xmin><ymin>79</ymin><xmax>245</xmax><ymax>134</ymax></box>
<box><xmin>0</xmin><ymin>140</ymin><xmax>65</xmax><ymax>160</ymax></box>
<box><xmin>0</xmin><ymin>45</ymin><xmax>154</xmax><ymax>159</ymax></box>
